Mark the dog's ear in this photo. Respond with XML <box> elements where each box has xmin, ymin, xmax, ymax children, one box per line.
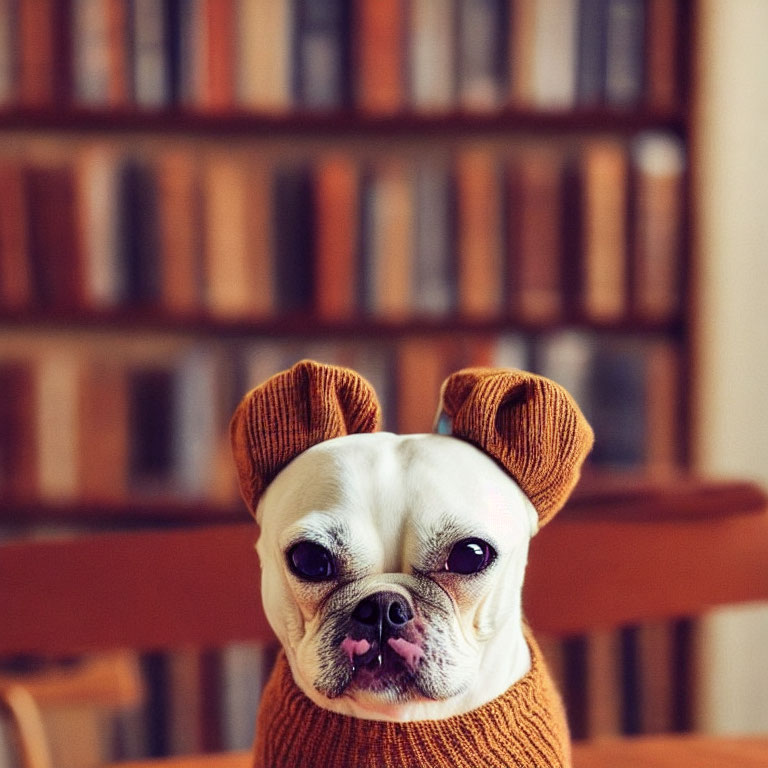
<box><xmin>231</xmin><ymin>359</ymin><xmax>382</xmax><ymax>518</ymax></box>
<box><xmin>436</xmin><ymin>368</ymin><xmax>594</xmax><ymax>529</ymax></box>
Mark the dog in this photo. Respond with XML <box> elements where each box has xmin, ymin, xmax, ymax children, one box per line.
<box><xmin>231</xmin><ymin>360</ymin><xmax>593</xmax><ymax>767</ymax></box>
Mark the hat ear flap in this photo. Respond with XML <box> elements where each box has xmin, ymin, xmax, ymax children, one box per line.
<box><xmin>437</xmin><ymin>368</ymin><xmax>594</xmax><ymax>529</ymax></box>
<box><xmin>231</xmin><ymin>360</ymin><xmax>382</xmax><ymax>518</ymax></box>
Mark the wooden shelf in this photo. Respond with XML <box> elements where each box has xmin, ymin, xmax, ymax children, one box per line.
<box><xmin>0</xmin><ymin>105</ymin><xmax>687</xmax><ymax>138</ymax></box>
<box><xmin>0</xmin><ymin>308</ymin><xmax>683</xmax><ymax>340</ymax></box>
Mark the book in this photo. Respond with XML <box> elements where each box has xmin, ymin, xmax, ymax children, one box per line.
<box><xmin>509</xmin><ymin>148</ymin><xmax>563</xmax><ymax>321</ymax></box>
<box><xmin>643</xmin><ymin>339</ymin><xmax>680</xmax><ymax>474</ymax></box>
<box><xmin>0</xmin><ymin>158</ymin><xmax>31</xmax><ymax>310</ymax></box>
<box><xmin>355</xmin><ymin>0</ymin><xmax>405</xmax><ymax>114</ymax></box>
<box><xmin>25</xmin><ymin>164</ymin><xmax>84</xmax><ymax>309</ymax></box>
<box><xmin>106</xmin><ymin>0</ymin><xmax>131</xmax><ymax>105</ymax></box>
<box><xmin>508</xmin><ymin>0</ymin><xmax>537</xmax><ymax>106</ymax></box>
<box><xmin>581</xmin><ymin>140</ymin><xmax>628</xmax><ymax>320</ymax></box>
<box><xmin>588</xmin><ymin>339</ymin><xmax>646</xmax><ymax>469</ymax></box>
<box><xmin>646</xmin><ymin>0</ymin><xmax>679</xmax><ymax>111</ymax></box>
<box><xmin>128</xmin><ymin>365</ymin><xmax>176</xmax><ymax>492</ymax></box>
<box><xmin>363</xmin><ymin>160</ymin><xmax>414</xmax><ymax>320</ymax></box>
<box><xmin>0</xmin><ymin>361</ymin><xmax>37</xmax><ymax>501</ymax></box>
<box><xmin>409</xmin><ymin>0</ymin><xmax>454</xmax><ymax>111</ymax></box>
<box><xmin>203</xmin><ymin>0</ymin><xmax>236</xmax><ymax>110</ymax></box>
<box><xmin>272</xmin><ymin>164</ymin><xmax>315</xmax><ymax>313</ymax></box>
<box><xmin>117</xmin><ymin>157</ymin><xmax>161</xmax><ymax>306</ymax></box>
<box><xmin>157</xmin><ymin>149</ymin><xmax>202</xmax><ymax>315</ymax></box>
<box><xmin>220</xmin><ymin>644</ymin><xmax>274</xmax><ymax>750</ymax></box>
<box><xmin>18</xmin><ymin>0</ymin><xmax>56</xmax><ymax>106</ymax></box>
<box><xmin>294</xmin><ymin>0</ymin><xmax>350</xmax><ymax>108</ymax></box>
<box><xmin>457</xmin><ymin>0</ymin><xmax>507</xmax><ymax>110</ymax></box>
<box><xmin>396</xmin><ymin>337</ymin><xmax>451</xmax><ymax>433</ymax></box>
<box><xmin>0</xmin><ymin>0</ymin><xmax>13</xmax><ymax>105</ymax></box>
<box><xmin>73</xmin><ymin>0</ymin><xmax>111</xmax><ymax>104</ymax></box>
<box><xmin>202</xmin><ymin>153</ymin><xmax>257</xmax><ymax>317</ymax></box>
<box><xmin>77</xmin><ymin>145</ymin><xmax>124</xmax><ymax>308</ymax></box>
<box><xmin>78</xmin><ymin>357</ymin><xmax>128</xmax><ymax>501</ymax></box>
<box><xmin>413</xmin><ymin>160</ymin><xmax>455</xmax><ymax>316</ymax></box>
<box><xmin>177</xmin><ymin>0</ymin><xmax>206</xmax><ymax>107</ymax></box>
<box><xmin>586</xmin><ymin>629</ymin><xmax>622</xmax><ymax>737</ymax></box>
<box><xmin>576</xmin><ymin>0</ymin><xmax>607</xmax><ymax>106</ymax></box>
<box><xmin>173</xmin><ymin>346</ymin><xmax>221</xmax><ymax>499</ymax></box>
<box><xmin>237</xmin><ymin>0</ymin><xmax>293</xmax><ymax>111</ymax></box>
<box><xmin>536</xmin><ymin>331</ymin><xmax>594</xmax><ymax>422</ymax></box>
<box><xmin>243</xmin><ymin>158</ymin><xmax>276</xmax><ymax>318</ymax></box>
<box><xmin>36</xmin><ymin>353</ymin><xmax>80</xmax><ymax>501</ymax></box>
<box><xmin>531</xmin><ymin>0</ymin><xmax>578</xmax><ymax>109</ymax></box>
<box><xmin>455</xmin><ymin>149</ymin><xmax>503</xmax><ymax>318</ymax></box>
<box><xmin>130</xmin><ymin>0</ymin><xmax>169</xmax><ymax>107</ymax></box>
<box><xmin>314</xmin><ymin>153</ymin><xmax>359</xmax><ymax>320</ymax></box>
<box><xmin>492</xmin><ymin>334</ymin><xmax>529</xmax><ymax>370</ymax></box>
<box><xmin>631</xmin><ymin>133</ymin><xmax>685</xmax><ymax>321</ymax></box>
<box><xmin>637</xmin><ymin>620</ymin><xmax>674</xmax><ymax>733</ymax></box>
<box><xmin>604</xmin><ymin>0</ymin><xmax>645</xmax><ymax>106</ymax></box>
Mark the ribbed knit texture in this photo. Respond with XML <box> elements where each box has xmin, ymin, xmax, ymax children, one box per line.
<box><xmin>438</xmin><ymin>368</ymin><xmax>594</xmax><ymax>528</ymax></box>
<box><xmin>230</xmin><ymin>360</ymin><xmax>382</xmax><ymax>516</ymax></box>
<box><xmin>251</xmin><ymin>628</ymin><xmax>570</xmax><ymax>768</ymax></box>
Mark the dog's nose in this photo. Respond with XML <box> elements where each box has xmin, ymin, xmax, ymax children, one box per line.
<box><xmin>351</xmin><ymin>591</ymin><xmax>413</xmax><ymax>631</ymax></box>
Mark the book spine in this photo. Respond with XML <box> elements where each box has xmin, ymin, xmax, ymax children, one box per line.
<box><xmin>0</xmin><ymin>158</ymin><xmax>31</xmax><ymax>310</ymax></box>
<box><xmin>457</xmin><ymin>0</ymin><xmax>507</xmax><ymax>110</ymax></box>
<box><xmin>456</xmin><ymin>149</ymin><xmax>504</xmax><ymax>318</ymax></box>
<box><xmin>413</xmin><ymin>160</ymin><xmax>455</xmax><ymax>316</ymax></box>
<box><xmin>365</xmin><ymin>160</ymin><xmax>414</xmax><ymax>320</ymax></box>
<box><xmin>581</xmin><ymin>140</ymin><xmax>628</xmax><ymax>320</ymax></box>
<box><xmin>295</xmin><ymin>0</ymin><xmax>350</xmax><ymax>109</ymax></box>
<box><xmin>237</xmin><ymin>0</ymin><xmax>293</xmax><ymax>111</ymax></box>
<box><xmin>531</xmin><ymin>0</ymin><xmax>578</xmax><ymax>109</ymax></box>
<box><xmin>604</xmin><ymin>0</ymin><xmax>645</xmax><ymax>106</ymax></box>
<box><xmin>314</xmin><ymin>153</ymin><xmax>360</xmax><ymax>320</ymax></box>
<box><xmin>409</xmin><ymin>0</ymin><xmax>454</xmax><ymax>111</ymax></box>
<box><xmin>355</xmin><ymin>0</ymin><xmax>405</xmax><ymax>114</ymax></box>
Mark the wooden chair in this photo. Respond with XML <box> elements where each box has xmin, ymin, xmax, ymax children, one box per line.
<box><xmin>1</xmin><ymin>475</ymin><xmax>767</xmax><ymax>768</ymax></box>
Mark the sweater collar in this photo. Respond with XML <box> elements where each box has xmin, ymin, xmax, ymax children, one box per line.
<box><xmin>252</xmin><ymin>629</ymin><xmax>570</xmax><ymax>768</ymax></box>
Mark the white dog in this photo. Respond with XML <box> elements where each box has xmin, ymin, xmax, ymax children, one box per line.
<box><xmin>231</xmin><ymin>360</ymin><xmax>593</xmax><ymax>767</ymax></box>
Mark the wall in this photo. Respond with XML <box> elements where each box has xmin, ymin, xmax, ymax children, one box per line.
<box><xmin>695</xmin><ymin>0</ymin><xmax>768</xmax><ymax>733</ymax></box>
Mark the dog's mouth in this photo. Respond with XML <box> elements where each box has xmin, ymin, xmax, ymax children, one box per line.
<box><xmin>345</xmin><ymin>638</ymin><xmax>422</xmax><ymax>697</ymax></box>
<box><xmin>329</xmin><ymin>631</ymin><xmax>427</xmax><ymax>699</ymax></box>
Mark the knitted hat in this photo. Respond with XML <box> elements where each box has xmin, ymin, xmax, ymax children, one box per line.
<box><xmin>437</xmin><ymin>367</ymin><xmax>594</xmax><ymax>528</ymax></box>
<box><xmin>230</xmin><ymin>360</ymin><xmax>592</xmax><ymax>528</ymax></box>
<box><xmin>230</xmin><ymin>359</ymin><xmax>381</xmax><ymax>516</ymax></box>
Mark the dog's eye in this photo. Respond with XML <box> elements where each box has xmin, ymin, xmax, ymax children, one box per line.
<box><xmin>287</xmin><ymin>541</ymin><xmax>336</xmax><ymax>581</ymax></box>
<box><xmin>444</xmin><ymin>538</ymin><xmax>495</xmax><ymax>575</ymax></box>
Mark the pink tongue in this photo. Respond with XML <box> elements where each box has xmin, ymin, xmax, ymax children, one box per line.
<box><xmin>387</xmin><ymin>637</ymin><xmax>424</xmax><ymax>673</ymax></box>
<box><xmin>341</xmin><ymin>636</ymin><xmax>371</xmax><ymax>662</ymax></box>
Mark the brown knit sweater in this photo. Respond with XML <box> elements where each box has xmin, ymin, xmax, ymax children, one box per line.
<box><xmin>251</xmin><ymin>629</ymin><xmax>571</xmax><ymax>768</ymax></box>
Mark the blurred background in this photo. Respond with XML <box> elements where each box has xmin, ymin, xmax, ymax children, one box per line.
<box><xmin>0</xmin><ymin>0</ymin><xmax>766</xmax><ymax>765</ymax></box>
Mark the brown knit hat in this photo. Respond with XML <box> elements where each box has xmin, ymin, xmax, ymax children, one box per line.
<box><xmin>231</xmin><ymin>360</ymin><xmax>592</xmax><ymax>527</ymax></box>
<box><xmin>230</xmin><ymin>359</ymin><xmax>381</xmax><ymax>516</ymax></box>
<box><xmin>437</xmin><ymin>367</ymin><xmax>594</xmax><ymax>528</ymax></box>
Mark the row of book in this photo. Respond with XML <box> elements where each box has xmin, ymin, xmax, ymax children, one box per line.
<box><xmin>0</xmin><ymin>332</ymin><xmax>681</xmax><ymax>507</ymax></box>
<box><xmin>0</xmin><ymin>0</ymin><xmax>683</xmax><ymax>114</ymax></box>
<box><xmin>0</xmin><ymin>133</ymin><xmax>685</xmax><ymax>324</ymax></box>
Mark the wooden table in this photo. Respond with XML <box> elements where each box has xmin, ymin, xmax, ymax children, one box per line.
<box><xmin>110</xmin><ymin>736</ymin><xmax>768</xmax><ymax>767</ymax></box>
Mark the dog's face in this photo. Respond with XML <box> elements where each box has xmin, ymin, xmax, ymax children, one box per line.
<box><xmin>231</xmin><ymin>360</ymin><xmax>593</xmax><ymax>720</ymax></box>
<box><xmin>256</xmin><ymin>432</ymin><xmax>538</xmax><ymax>720</ymax></box>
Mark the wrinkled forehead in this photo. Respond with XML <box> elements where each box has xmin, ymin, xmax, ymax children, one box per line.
<box><xmin>257</xmin><ymin>433</ymin><xmax>538</xmax><ymax>540</ymax></box>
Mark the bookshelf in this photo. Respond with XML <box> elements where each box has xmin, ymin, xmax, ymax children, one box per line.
<box><xmin>0</xmin><ymin>0</ymin><xmax>694</xmax><ymax>521</ymax></box>
<box><xmin>0</xmin><ymin>0</ymin><xmax>705</xmax><ymax>756</ymax></box>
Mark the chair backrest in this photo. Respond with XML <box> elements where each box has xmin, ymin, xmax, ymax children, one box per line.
<box><xmin>1</xmin><ymin>476</ymin><xmax>766</xmax><ymax>656</ymax></box>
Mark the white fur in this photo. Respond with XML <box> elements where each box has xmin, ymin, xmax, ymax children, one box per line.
<box><xmin>256</xmin><ymin>432</ymin><xmax>539</xmax><ymax>722</ymax></box>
